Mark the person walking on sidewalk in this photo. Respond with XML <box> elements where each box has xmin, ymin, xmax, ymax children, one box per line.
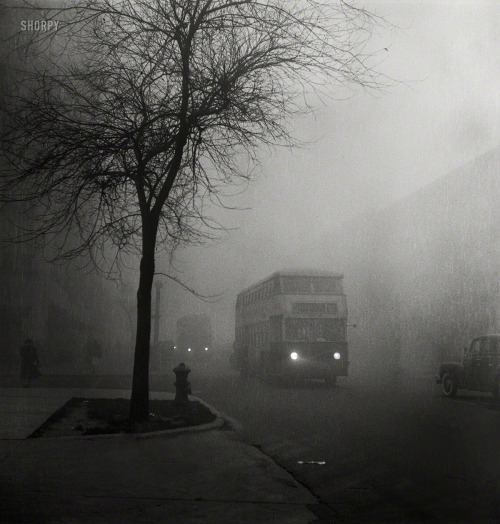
<box><xmin>19</xmin><ymin>339</ymin><xmax>40</xmax><ymax>387</ymax></box>
<box><xmin>85</xmin><ymin>336</ymin><xmax>102</xmax><ymax>375</ymax></box>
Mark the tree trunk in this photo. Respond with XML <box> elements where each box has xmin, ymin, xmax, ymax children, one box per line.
<box><xmin>129</xmin><ymin>225</ymin><xmax>157</xmax><ymax>422</ymax></box>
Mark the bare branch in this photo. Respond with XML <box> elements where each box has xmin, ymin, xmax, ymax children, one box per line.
<box><xmin>0</xmin><ymin>0</ymin><xmax>389</xmax><ymax>419</ymax></box>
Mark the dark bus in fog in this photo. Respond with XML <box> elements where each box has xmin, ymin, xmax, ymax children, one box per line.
<box><xmin>233</xmin><ymin>270</ymin><xmax>349</xmax><ymax>384</ymax></box>
<box><xmin>176</xmin><ymin>315</ymin><xmax>213</xmax><ymax>360</ymax></box>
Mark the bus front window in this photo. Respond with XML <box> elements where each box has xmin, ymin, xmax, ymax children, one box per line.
<box><xmin>285</xmin><ymin>319</ymin><xmax>344</xmax><ymax>342</ymax></box>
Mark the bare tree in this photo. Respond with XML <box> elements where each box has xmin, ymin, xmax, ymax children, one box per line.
<box><xmin>0</xmin><ymin>0</ymin><xmax>386</xmax><ymax>421</ymax></box>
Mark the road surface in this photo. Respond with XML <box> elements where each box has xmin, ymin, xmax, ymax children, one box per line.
<box><xmin>188</xmin><ymin>361</ymin><xmax>500</xmax><ymax>522</ymax></box>
<box><xmin>3</xmin><ymin>360</ymin><xmax>498</xmax><ymax>521</ymax></box>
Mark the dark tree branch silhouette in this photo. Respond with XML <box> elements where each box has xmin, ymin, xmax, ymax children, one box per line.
<box><xmin>0</xmin><ymin>0</ymin><xmax>387</xmax><ymax>421</ymax></box>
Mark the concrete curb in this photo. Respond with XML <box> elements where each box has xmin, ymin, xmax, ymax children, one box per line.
<box><xmin>32</xmin><ymin>394</ymin><xmax>229</xmax><ymax>441</ymax></box>
<box><xmin>192</xmin><ymin>395</ymin><xmax>244</xmax><ymax>433</ymax></box>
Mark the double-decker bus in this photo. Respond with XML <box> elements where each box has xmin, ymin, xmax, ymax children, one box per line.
<box><xmin>233</xmin><ymin>270</ymin><xmax>348</xmax><ymax>384</ymax></box>
<box><xmin>176</xmin><ymin>315</ymin><xmax>213</xmax><ymax>361</ymax></box>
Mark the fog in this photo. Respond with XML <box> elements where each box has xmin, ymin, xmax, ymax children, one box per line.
<box><xmin>1</xmin><ymin>1</ymin><xmax>498</xmax><ymax>377</ymax></box>
<box><xmin>160</xmin><ymin>1</ymin><xmax>500</xmax><ymax>364</ymax></box>
<box><xmin>1</xmin><ymin>5</ymin><xmax>498</xmax><ymax>519</ymax></box>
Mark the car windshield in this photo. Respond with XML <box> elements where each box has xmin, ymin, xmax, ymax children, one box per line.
<box><xmin>481</xmin><ymin>337</ymin><xmax>498</xmax><ymax>356</ymax></box>
<box><xmin>467</xmin><ymin>337</ymin><xmax>499</xmax><ymax>358</ymax></box>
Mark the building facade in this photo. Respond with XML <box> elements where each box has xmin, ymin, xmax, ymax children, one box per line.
<box><xmin>326</xmin><ymin>148</ymin><xmax>500</xmax><ymax>376</ymax></box>
<box><xmin>0</xmin><ymin>203</ymin><xmax>135</xmax><ymax>371</ymax></box>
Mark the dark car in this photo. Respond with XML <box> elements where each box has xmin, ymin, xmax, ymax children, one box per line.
<box><xmin>436</xmin><ymin>335</ymin><xmax>500</xmax><ymax>398</ymax></box>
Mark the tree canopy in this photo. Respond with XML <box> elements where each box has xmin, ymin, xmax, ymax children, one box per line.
<box><xmin>0</xmin><ymin>0</ymin><xmax>386</xmax><ymax>419</ymax></box>
<box><xmin>1</xmin><ymin>0</ymin><xmax>384</xmax><ymax>266</ymax></box>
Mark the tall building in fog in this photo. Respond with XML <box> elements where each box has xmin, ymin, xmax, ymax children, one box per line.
<box><xmin>0</xmin><ymin>5</ymin><xmax>135</xmax><ymax>369</ymax></box>
<box><xmin>327</xmin><ymin>148</ymin><xmax>500</xmax><ymax>376</ymax></box>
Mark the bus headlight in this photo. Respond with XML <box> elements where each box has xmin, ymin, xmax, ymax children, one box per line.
<box><xmin>290</xmin><ymin>352</ymin><xmax>299</xmax><ymax>361</ymax></box>
<box><xmin>333</xmin><ymin>352</ymin><xmax>341</xmax><ymax>360</ymax></box>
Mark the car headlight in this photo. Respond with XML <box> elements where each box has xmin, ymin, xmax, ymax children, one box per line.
<box><xmin>290</xmin><ymin>352</ymin><xmax>298</xmax><ymax>361</ymax></box>
<box><xmin>333</xmin><ymin>352</ymin><xmax>341</xmax><ymax>360</ymax></box>
<box><xmin>188</xmin><ymin>348</ymin><xmax>191</xmax><ymax>352</ymax></box>
<box><xmin>205</xmin><ymin>347</ymin><xmax>208</xmax><ymax>351</ymax></box>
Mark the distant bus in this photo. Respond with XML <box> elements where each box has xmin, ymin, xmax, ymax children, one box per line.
<box><xmin>233</xmin><ymin>270</ymin><xmax>348</xmax><ymax>384</ymax></box>
<box><xmin>176</xmin><ymin>315</ymin><xmax>213</xmax><ymax>360</ymax></box>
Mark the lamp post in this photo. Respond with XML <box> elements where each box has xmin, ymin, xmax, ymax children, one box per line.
<box><xmin>153</xmin><ymin>281</ymin><xmax>163</xmax><ymax>347</ymax></box>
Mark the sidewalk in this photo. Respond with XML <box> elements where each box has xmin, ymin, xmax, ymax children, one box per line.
<box><xmin>0</xmin><ymin>387</ymin><xmax>321</xmax><ymax>523</ymax></box>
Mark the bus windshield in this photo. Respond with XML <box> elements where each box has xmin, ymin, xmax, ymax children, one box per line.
<box><xmin>285</xmin><ymin>318</ymin><xmax>344</xmax><ymax>342</ymax></box>
<box><xmin>280</xmin><ymin>276</ymin><xmax>341</xmax><ymax>294</ymax></box>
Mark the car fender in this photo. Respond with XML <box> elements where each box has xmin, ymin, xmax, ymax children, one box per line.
<box><xmin>438</xmin><ymin>362</ymin><xmax>465</xmax><ymax>385</ymax></box>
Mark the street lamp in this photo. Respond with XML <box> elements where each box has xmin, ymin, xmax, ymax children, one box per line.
<box><xmin>153</xmin><ymin>281</ymin><xmax>163</xmax><ymax>346</ymax></box>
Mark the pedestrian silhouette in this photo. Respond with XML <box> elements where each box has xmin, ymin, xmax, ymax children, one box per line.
<box><xmin>19</xmin><ymin>339</ymin><xmax>40</xmax><ymax>387</ymax></box>
<box><xmin>85</xmin><ymin>336</ymin><xmax>102</xmax><ymax>374</ymax></box>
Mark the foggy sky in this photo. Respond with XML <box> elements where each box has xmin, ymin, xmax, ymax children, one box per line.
<box><xmin>159</xmin><ymin>1</ymin><xmax>500</xmax><ymax>342</ymax></box>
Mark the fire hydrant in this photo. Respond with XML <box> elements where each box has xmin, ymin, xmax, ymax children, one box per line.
<box><xmin>173</xmin><ymin>363</ymin><xmax>192</xmax><ymax>406</ymax></box>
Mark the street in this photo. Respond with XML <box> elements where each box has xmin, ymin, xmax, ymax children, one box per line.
<box><xmin>3</xmin><ymin>358</ymin><xmax>499</xmax><ymax>522</ymax></box>
<box><xmin>184</xmin><ymin>359</ymin><xmax>500</xmax><ymax>522</ymax></box>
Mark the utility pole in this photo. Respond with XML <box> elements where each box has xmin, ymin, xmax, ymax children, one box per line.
<box><xmin>153</xmin><ymin>281</ymin><xmax>163</xmax><ymax>346</ymax></box>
